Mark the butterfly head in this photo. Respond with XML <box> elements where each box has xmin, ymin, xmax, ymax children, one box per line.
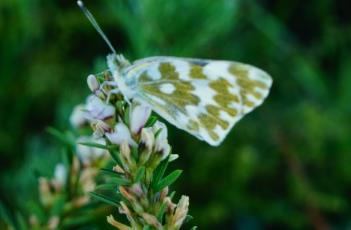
<box><xmin>107</xmin><ymin>54</ymin><xmax>131</xmax><ymax>77</ymax></box>
<box><xmin>106</xmin><ymin>54</ymin><xmax>135</xmax><ymax>101</ymax></box>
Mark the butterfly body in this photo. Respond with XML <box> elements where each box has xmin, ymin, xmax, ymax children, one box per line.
<box><xmin>107</xmin><ymin>55</ymin><xmax>272</xmax><ymax>146</ymax></box>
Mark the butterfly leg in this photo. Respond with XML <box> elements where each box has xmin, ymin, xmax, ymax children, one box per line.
<box><xmin>98</xmin><ymin>80</ymin><xmax>120</xmax><ymax>103</ymax></box>
<box><xmin>105</xmin><ymin>88</ymin><xmax>120</xmax><ymax>103</ymax></box>
<box><xmin>100</xmin><ymin>81</ymin><xmax>118</xmax><ymax>95</ymax></box>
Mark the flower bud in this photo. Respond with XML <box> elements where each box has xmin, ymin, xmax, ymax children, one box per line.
<box><xmin>87</xmin><ymin>74</ymin><xmax>100</xmax><ymax>92</ymax></box>
<box><xmin>172</xmin><ymin>196</ymin><xmax>189</xmax><ymax>229</ymax></box>
<box><xmin>130</xmin><ymin>183</ymin><xmax>143</xmax><ymax>198</ymax></box>
<box><xmin>155</xmin><ymin>139</ymin><xmax>171</xmax><ymax>160</ymax></box>
<box><xmin>153</xmin><ymin>121</ymin><xmax>170</xmax><ymax>156</ymax></box>
<box><xmin>113</xmin><ymin>165</ymin><xmax>125</xmax><ymax>174</ymax></box>
<box><xmin>107</xmin><ymin>215</ymin><xmax>130</xmax><ymax>230</ymax></box>
<box><xmin>39</xmin><ymin>177</ymin><xmax>51</xmax><ymax>206</ymax></box>
<box><xmin>164</xmin><ymin>197</ymin><xmax>176</xmax><ymax>214</ymax></box>
<box><xmin>141</xmin><ymin>213</ymin><xmax>162</xmax><ymax>229</ymax></box>
<box><xmin>139</xmin><ymin>128</ymin><xmax>154</xmax><ymax>164</ymax></box>
<box><xmin>29</xmin><ymin>215</ymin><xmax>39</xmax><ymax>226</ymax></box>
<box><xmin>130</xmin><ymin>104</ymin><xmax>151</xmax><ymax>134</ymax></box>
<box><xmin>48</xmin><ymin>216</ymin><xmax>60</xmax><ymax>230</ymax></box>
<box><xmin>120</xmin><ymin>141</ymin><xmax>133</xmax><ymax>167</ymax></box>
<box><xmin>119</xmin><ymin>201</ymin><xmax>132</xmax><ymax>217</ymax></box>
<box><xmin>140</xmin><ymin>128</ymin><xmax>154</xmax><ymax>150</ymax></box>
<box><xmin>159</xmin><ymin>186</ymin><xmax>169</xmax><ymax>201</ymax></box>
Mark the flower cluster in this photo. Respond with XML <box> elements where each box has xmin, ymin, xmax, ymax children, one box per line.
<box><xmin>31</xmin><ymin>146</ymin><xmax>108</xmax><ymax>229</ymax></box>
<box><xmin>70</xmin><ymin>71</ymin><xmax>191</xmax><ymax>229</ymax></box>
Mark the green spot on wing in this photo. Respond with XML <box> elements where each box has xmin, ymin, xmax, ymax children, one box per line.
<box><xmin>190</xmin><ymin>64</ymin><xmax>207</xmax><ymax>79</ymax></box>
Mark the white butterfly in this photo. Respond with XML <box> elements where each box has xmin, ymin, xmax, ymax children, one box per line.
<box><xmin>78</xmin><ymin>1</ymin><xmax>273</xmax><ymax>146</ymax></box>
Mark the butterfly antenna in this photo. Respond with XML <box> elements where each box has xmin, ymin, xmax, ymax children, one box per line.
<box><xmin>77</xmin><ymin>0</ymin><xmax>117</xmax><ymax>56</ymax></box>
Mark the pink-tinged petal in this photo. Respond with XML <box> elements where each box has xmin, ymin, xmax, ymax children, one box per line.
<box><xmin>130</xmin><ymin>104</ymin><xmax>152</xmax><ymax>134</ymax></box>
<box><xmin>106</xmin><ymin>122</ymin><xmax>137</xmax><ymax>146</ymax></box>
<box><xmin>70</xmin><ymin>104</ymin><xmax>87</xmax><ymax>128</ymax></box>
<box><xmin>85</xmin><ymin>95</ymin><xmax>115</xmax><ymax>121</ymax></box>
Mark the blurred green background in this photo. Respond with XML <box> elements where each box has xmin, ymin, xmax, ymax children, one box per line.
<box><xmin>1</xmin><ymin>0</ymin><xmax>351</xmax><ymax>229</ymax></box>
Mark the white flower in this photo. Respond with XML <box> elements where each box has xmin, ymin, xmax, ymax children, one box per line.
<box><xmin>91</xmin><ymin>120</ymin><xmax>111</xmax><ymax>138</ymax></box>
<box><xmin>139</xmin><ymin>127</ymin><xmax>154</xmax><ymax>164</ymax></box>
<box><xmin>152</xmin><ymin>121</ymin><xmax>170</xmax><ymax>159</ymax></box>
<box><xmin>130</xmin><ymin>103</ymin><xmax>151</xmax><ymax>134</ymax></box>
<box><xmin>140</xmin><ymin>128</ymin><xmax>154</xmax><ymax>152</ymax></box>
<box><xmin>172</xmin><ymin>196</ymin><xmax>189</xmax><ymax>229</ymax></box>
<box><xmin>85</xmin><ymin>95</ymin><xmax>115</xmax><ymax>121</ymax></box>
<box><xmin>69</xmin><ymin>104</ymin><xmax>87</xmax><ymax>128</ymax></box>
<box><xmin>106</xmin><ymin>122</ymin><xmax>137</xmax><ymax>146</ymax></box>
<box><xmin>152</xmin><ymin>121</ymin><xmax>168</xmax><ymax>141</ymax></box>
<box><xmin>155</xmin><ymin>139</ymin><xmax>171</xmax><ymax>160</ymax></box>
<box><xmin>54</xmin><ymin>163</ymin><xmax>67</xmax><ymax>186</ymax></box>
<box><xmin>76</xmin><ymin>136</ymin><xmax>107</xmax><ymax>165</ymax></box>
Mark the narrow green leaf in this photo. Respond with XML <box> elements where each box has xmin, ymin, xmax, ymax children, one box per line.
<box><xmin>95</xmin><ymin>183</ymin><xmax>117</xmax><ymax>190</ymax></box>
<box><xmin>109</xmin><ymin>149</ymin><xmax>123</xmax><ymax>165</ymax></box>
<box><xmin>78</xmin><ymin>142</ymin><xmax>110</xmax><ymax>150</ymax></box>
<box><xmin>154</xmin><ymin>128</ymin><xmax>163</xmax><ymax>139</ymax></box>
<box><xmin>123</xmin><ymin>106</ymin><xmax>130</xmax><ymax>126</ymax></box>
<box><xmin>0</xmin><ymin>203</ymin><xmax>15</xmax><ymax>227</ymax></box>
<box><xmin>143</xmin><ymin>225</ymin><xmax>151</xmax><ymax>230</ymax></box>
<box><xmin>26</xmin><ymin>201</ymin><xmax>46</xmax><ymax>222</ymax></box>
<box><xmin>156</xmin><ymin>201</ymin><xmax>167</xmax><ymax>221</ymax></box>
<box><xmin>152</xmin><ymin>155</ymin><xmax>170</xmax><ymax>188</ymax></box>
<box><xmin>50</xmin><ymin>194</ymin><xmax>66</xmax><ymax>216</ymax></box>
<box><xmin>108</xmin><ymin>177</ymin><xmax>130</xmax><ymax>186</ymax></box>
<box><xmin>190</xmin><ymin>226</ymin><xmax>198</xmax><ymax>230</ymax></box>
<box><xmin>89</xmin><ymin>192</ymin><xmax>119</xmax><ymax>206</ymax></box>
<box><xmin>100</xmin><ymin>168</ymin><xmax>123</xmax><ymax>177</ymax></box>
<box><xmin>131</xmin><ymin>146</ymin><xmax>139</xmax><ymax>161</ymax></box>
<box><xmin>116</xmin><ymin>101</ymin><xmax>126</xmax><ymax>116</ymax></box>
<box><xmin>154</xmin><ymin>170</ymin><xmax>182</xmax><ymax>192</ymax></box>
<box><xmin>46</xmin><ymin>127</ymin><xmax>74</xmax><ymax>146</ymax></box>
<box><xmin>169</xmin><ymin>191</ymin><xmax>176</xmax><ymax>199</ymax></box>
<box><xmin>135</xmin><ymin>166</ymin><xmax>146</xmax><ymax>182</ymax></box>
<box><xmin>145</xmin><ymin>115</ymin><xmax>157</xmax><ymax>127</ymax></box>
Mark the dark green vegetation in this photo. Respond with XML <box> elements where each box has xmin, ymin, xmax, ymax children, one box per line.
<box><xmin>1</xmin><ymin>0</ymin><xmax>351</xmax><ymax>229</ymax></box>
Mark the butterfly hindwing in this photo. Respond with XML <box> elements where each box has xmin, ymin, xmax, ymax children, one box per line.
<box><xmin>124</xmin><ymin>57</ymin><xmax>272</xmax><ymax>146</ymax></box>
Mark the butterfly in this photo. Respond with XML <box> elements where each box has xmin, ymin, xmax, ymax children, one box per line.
<box><xmin>78</xmin><ymin>1</ymin><xmax>273</xmax><ymax>146</ymax></box>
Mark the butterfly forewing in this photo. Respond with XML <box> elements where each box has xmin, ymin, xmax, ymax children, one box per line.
<box><xmin>125</xmin><ymin>57</ymin><xmax>272</xmax><ymax>146</ymax></box>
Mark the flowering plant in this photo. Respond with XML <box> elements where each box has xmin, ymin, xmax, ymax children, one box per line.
<box><xmin>70</xmin><ymin>70</ymin><xmax>194</xmax><ymax>229</ymax></box>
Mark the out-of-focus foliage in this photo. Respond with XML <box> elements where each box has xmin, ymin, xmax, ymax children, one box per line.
<box><xmin>1</xmin><ymin>0</ymin><xmax>351</xmax><ymax>229</ymax></box>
